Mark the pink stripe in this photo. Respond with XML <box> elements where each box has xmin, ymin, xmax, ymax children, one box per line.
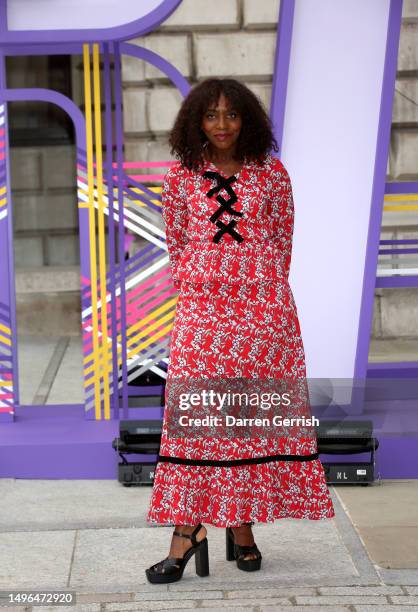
<box><xmin>0</xmin><ymin>140</ymin><xmax>5</xmax><ymax>149</ymax></box>
<box><xmin>82</xmin><ymin>326</ymin><xmax>93</xmax><ymax>340</ymax></box>
<box><xmin>0</xmin><ymin>153</ymin><xmax>5</xmax><ymax>161</ymax></box>
<box><xmin>125</xmin><ymin>174</ymin><xmax>165</xmax><ymax>182</ymax></box>
<box><xmin>121</xmin><ymin>161</ymin><xmax>176</xmax><ymax>168</ymax></box>
<box><xmin>0</xmin><ymin>128</ymin><xmax>4</xmax><ymax>137</ymax></box>
<box><xmin>127</xmin><ymin>279</ymin><xmax>174</xmax><ymax>314</ymax></box>
<box><xmin>0</xmin><ymin>393</ymin><xmax>13</xmax><ymax>400</ymax></box>
<box><xmin>125</xmin><ymin>284</ymin><xmax>175</xmax><ymax>323</ymax></box>
<box><xmin>126</xmin><ymin>268</ymin><xmax>170</xmax><ymax>302</ymax></box>
<box><xmin>0</xmin><ymin>407</ymin><xmax>13</xmax><ymax>413</ymax></box>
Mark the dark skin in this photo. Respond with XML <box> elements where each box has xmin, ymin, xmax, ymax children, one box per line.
<box><xmin>201</xmin><ymin>93</ymin><xmax>243</xmax><ymax>176</ymax></box>
<box><xmin>167</xmin><ymin>94</ymin><xmax>257</xmax><ymax>563</ymax></box>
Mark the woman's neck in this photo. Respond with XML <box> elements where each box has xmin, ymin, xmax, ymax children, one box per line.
<box><xmin>206</xmin><ymin>145</ymin><xmax>237</xmax><ymax>164</ymax></box>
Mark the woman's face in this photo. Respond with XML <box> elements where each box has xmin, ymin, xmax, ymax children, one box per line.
<box><xmin>201</xmin><ymin>93</ymin><xmax>242</xmax><ymax>154</ymax></box>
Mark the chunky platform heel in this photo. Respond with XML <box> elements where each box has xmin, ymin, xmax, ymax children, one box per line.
<box><xmin>226</xmin><ymin>522</ymin><xmax>262</xmax><ymax>572</ymax></box>
<box><xmin>146</xmin><ymin>523</ymin><xmax>209</xmax><ymax>584</ymax></box>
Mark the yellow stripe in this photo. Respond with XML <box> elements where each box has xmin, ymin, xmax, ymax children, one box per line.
<box><xmin>83</xmin><ymin>43</ymin><xmax>102</xmax><ymax>421</ymax></box>
<box><xmin>384</xmin><ymin>205</ymin><xmax>418</xmax><ymax>211</ymax></box>
<box><xmin>384</xmin><ymin>194</ymin><xmax>418</xmax><ymax>201</ymax></box>
<box><xmin>0</xmin><ymin>186</ymin><xmax>6</xmax><ymax>196</ymax></box>
<box><xmin>0</xmin><ymin>323</ymin><xmax>11</xmax><ymax>336</ymax></box>
<box><xmin>83</xmin><ymin>302</ymin><xmax>176</xmax><ymax>374</ymax></box>
<box><xmin>129</xmin><ymin>187</ymin><xmax>163</xmax><ymax>194</ymax></box>
<box><xmin>120</xmin><ymin>297</ymin><xmax>177</xmax><ymax>342</ymax></box>
<box><xmin>0</xmin><ymin>197</ymin><xmax>7</xmax><ymax>208</ymax></box>
<box><xmin>83</xmin><ymin>321</ymin><xmax>175</xmax><ymax>379</ymax></box>
<box><xmin>93</xmin><ymin>43</ymin><xmax>111</xmax><ymax>420</ymax></box>
<box><xmin>0</xmin><ymin>333</ymin><xmax>12</xmax><ymax>347</ymax></box>
<box><xmin>126</xmin><ymin>320</ymin><xmax>174</xmax><ymax>360</ymax></box>
<box><xmin>0</xmin><ymin>380</ymin><xmax>13</xmax><ymax>387</ymax></box>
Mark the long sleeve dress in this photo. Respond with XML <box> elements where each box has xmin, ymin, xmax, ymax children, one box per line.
<box><xmin>146</xmin><ymin>152</ymin><xmax>335</xmax><ymax>527</ymax></box>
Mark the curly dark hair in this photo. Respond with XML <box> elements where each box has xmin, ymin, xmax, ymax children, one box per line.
<box><xmin>169</xmin><ymin>78</ymin><xmax>279</xmax><ymax>171</ymax></box>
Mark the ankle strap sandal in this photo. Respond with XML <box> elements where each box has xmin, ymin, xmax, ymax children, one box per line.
<box><xmin>226</xmin><ymin>524</ymin><xmax>262</xmax><ymax>572</ymax></box>
<box><xmin>145</xmin><ymin>523</ymin><xmax>209</xmax><ymax>584</ymax></box>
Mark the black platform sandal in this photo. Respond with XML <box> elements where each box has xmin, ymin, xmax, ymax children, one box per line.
<box><xmin>226</xmin><ymin>521</ymin><xmax>262</xmax><ymax>572</ymax></box>
<box><xmin>145</xmin><ymin>523</ymin><xmax>209</xmax><ymax>584</ymax></box>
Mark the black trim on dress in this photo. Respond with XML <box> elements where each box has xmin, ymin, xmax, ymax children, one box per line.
<box><xmin>157</xmin><ymin>452</ymin><xmax>320</xmax><ymax>466</ymax></box>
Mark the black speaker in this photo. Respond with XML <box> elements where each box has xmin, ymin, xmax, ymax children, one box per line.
<box><xmin>316</xmin><ymin>420</ymin><xmax>379</xmax><ymax>485</ymax></box>
<box><xmin>113</xmin><ymin>419</ymin><xmax>162</xmax><ymax>486</ymax></box>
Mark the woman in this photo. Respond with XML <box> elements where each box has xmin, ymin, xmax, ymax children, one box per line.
<box><xmin>145</xmin><ymin>78</ymin><xmax>335</xmax><ymax>583</ymax></box>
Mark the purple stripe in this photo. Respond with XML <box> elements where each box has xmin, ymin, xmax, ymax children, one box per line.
<box><xmin>125</xmin><ymin>384</ymin><xmax>164</xmax><ymax>397</ymax></box>
<box><xmin>2</xmin><ymin>88</ymin><xmax>86</xmax><ymax>146</ymax></box>
<box><xmin>124</xmin><ymin>184</ymin><xmax>161</xmax><ymax>213</ymax></box>
<box><xmin>385</xmin><ymin>181</ymin><xmax>418</xmax><ymax>194</ymax></box>
<box><xmin>354</xmin><ymin>0</ymin><xmax>403</xmax><ymax>379</ymax></box>
<box><xmin>368</xmin><ymin>361</ymin><xmax>418</xmax><ymax>369</ymax></box>
<box><xmin>379</xmin><ymin>248</ymin><xmax>418</xmax><ymax>255</ymax></box>
<box><xmin>0</xmin><ymin>310</ymin><xmax>10</xmax><ymax>325</ymax></box>
<box><xmin>117</xmin><ymin>248</ymin><xmax>167</xmax><ymax>283</ymax></box>
<box><xmin>114</xmin><ymin>42</ymin><xmax>129</xmax><ymax>420</ymax></box>
<box><xmin>270</xmin><ymin>0</ymin><xmax>295</xmax><ymax>156</ymax></box>
<box><xmin>0</xmin><ymin>0</ymin><xmax>182</xmax><ymax>45</ymax></box>
<box><xmin>120</xmin><ymin>42</ymin><xmax>190</xmax><ymax>97</ymax></box>
<box><xmin>380</xmin><ymin>239</ymin><xmax>418</xmax><ymax>245</ymax></box>
<box><xmin>1</xmin><ymin>43</ymin><xmax>84</xmax><ymax>56</ymax></box>
<box><xmin>77</xmin><ymin>148</ymin><xmax>87</xmax><ymax>163</ymax></box>
<box><xmin>125</xmin><ymin>173</ymin><xmax>162</xmax><ymax>201</ymax></box>
<box><xmin>376</xmin><ymin>275</ymin><xmax>418</xmax><ymax>288</ymax></box>
<box><xmin>0</xmin><ymin>56</ymin><xmax>19</xmax><ymax>408</ymax></box>
<box><xmin>104</xmin><ymin>41</ymin><xmax>119</xmax><ymax>420</ymax></box>
<box><xmin>0</xmin><ymin>0</ymin><xmax>7</xmax><ymax>35</ymax></box>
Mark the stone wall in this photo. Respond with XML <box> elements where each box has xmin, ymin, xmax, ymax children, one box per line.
<box><xmin>122</xmin><ymin>0</ymin><xmax>418</xmax><ymax>182</ymax></box>
<box><xmin>121</xmin><ymin>0</ymin><xmax>418</xmax><ymax>342</ymax></box>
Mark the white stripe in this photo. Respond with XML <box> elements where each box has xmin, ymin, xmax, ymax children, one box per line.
<box><xmin>0</xmin><ymin>209</ymin><xmax>8</xmax><ymax>221</ymax></box>
<box><xmin>77</xmin><ymin>177</ymin><xmax>166</xmax><ymax>238</ymax></box>
<box><xmin>83</xmin><ymin>323</ymin><xmax>168</xmax><ymax>377</ymax></box>
<box><xmin>81</xmin><ymin>255</ymin><xmax>170</xmax><ymax>319</ymax></box>
<box><xmin>77</xmin><ymin>183</ymin><xmax>167</xmax><ymax>245</ymax></box>
<box><xmin>377</xmin><ymin>268</ymin><xmax>418</xmax><ymax>276</ymax></box>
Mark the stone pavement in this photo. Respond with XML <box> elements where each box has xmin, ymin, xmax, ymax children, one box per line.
<box><xmin>1</xmin><ymin>480</ymin><xmax>418</xmax><ymax>611</ymax></box>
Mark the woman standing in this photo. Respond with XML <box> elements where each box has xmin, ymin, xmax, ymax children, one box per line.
<box><xmin>145</xmin><ymin>78</ymin><xmax>335</xmax><ymax>583</ymax></box>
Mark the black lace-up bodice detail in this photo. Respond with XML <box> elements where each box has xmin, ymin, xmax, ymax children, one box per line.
<box><xmin>202</xmin><ymin>170</ymin><xmax>244</xmax><ymax>243</ymax></box>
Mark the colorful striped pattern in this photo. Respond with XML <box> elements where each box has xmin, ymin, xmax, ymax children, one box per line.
<box><xmin>0</xmin><ymin>104</ymin><xmax>14</xmax><ymax>413</ymax></box>
<box><xmin>0</xmin><ymin>104</ymin><xmax>7</xmax><ymax>224</ymax></box>
<box><xmin>378</xmin><ymin>191</ymin><xmax>418</xmax><ymax>278</ymax></box>
<box><xmin>80</xmin><ymin>45</ymin><xmax>177</xmax><ymax>419</ymax></box>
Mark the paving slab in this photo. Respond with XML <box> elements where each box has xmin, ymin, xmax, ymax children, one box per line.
<box><xmin>0</xmin><ymin>479</ymin><xmax>151</xmax><ymax>532</ymax></box>
<box><xmin>336</xmin><ymin>480</ymin><xmax>418</xmax><ymax>569</ymax></box>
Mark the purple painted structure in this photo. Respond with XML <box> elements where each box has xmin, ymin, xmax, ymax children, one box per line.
<box><xmin>0</xmin><ymin>0</ymin><xmax>416</xmax><ymax>479</ymax></box>
<box><xmin>354</xmin><ymin>0</ymin><xmax>410</xmax><ymax>381</ymax></box>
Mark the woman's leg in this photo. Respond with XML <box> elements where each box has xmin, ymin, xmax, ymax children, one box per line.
<box><xmin>168</xmin><ymin>524</ymin><xmax>208</xmax><ymax>558</ymax></box>
<box><xmin>230</xmin><ymin>525</ymin><xmax>258</xmax><ymax>560</ymax></box>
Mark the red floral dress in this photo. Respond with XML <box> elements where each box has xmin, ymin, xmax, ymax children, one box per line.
<box><xmin>146</xmin><ymin>153</ymin><xmax>335</xmax><ymax>527</ymax></box>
